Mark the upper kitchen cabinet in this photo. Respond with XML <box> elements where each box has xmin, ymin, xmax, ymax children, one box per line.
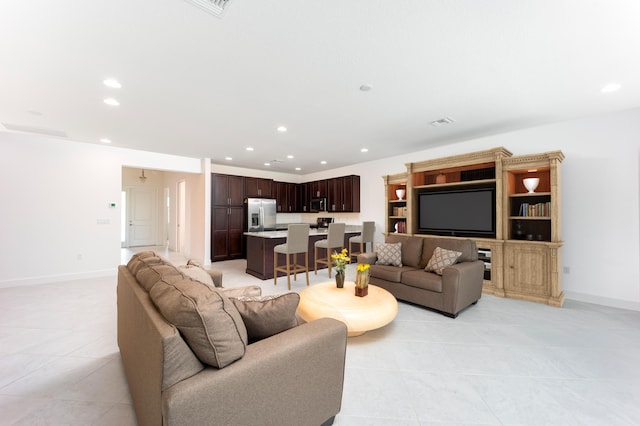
<box><xmin>310</xmin><ymin>179</ymin><xmax>328</xmax><ymax>199</ymax></box>
<box><xmin>328</xmin><ymin>175</ymin><xmax>360</xmax><ymax>212</ymax></box>
<box><xmin>275</xmin><ymin>181</ymin><xmax>298</xmax><ymax>213</ymax></box>
<box><xmin>244</xmin><ymin>177</ymin><xmax>273</xmax><ymax>198</ymax></box>
<box><xmin>212</xmin><ymin>173</ymin><xmax>244</xmax><ymax>206</ymax></box>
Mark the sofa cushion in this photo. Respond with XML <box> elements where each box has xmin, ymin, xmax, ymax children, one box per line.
<box><xmin>231</xmin><ymin>293</ymin><xmax>300</xmax><ymax>343</ymax></box>
<box><xmin>375</xmin><ymin>242</ymin><xmax>403</xmax><ymax>267</ymax></box>
<box><xmin>149</xmin><ymin>277</ymin><xmax>248</xmax><ymax>368</ymax></box>
<box><xmin>426</xmin><ymin>247</ymin><xmax>462</xmax><ymax>275</ymax></box>
<box><xmin>179</xmin><ymin>263</ymin><xmax>214</xmax><ymax>287</ymax></box>
<box><xmin>128</xmin><ymin>253</ymin><xmax>163</xmax><ymax>276</ymax></box>
<box><xmin>402</xmin><ymin>269</ymin><xmax>444</xmax><ymax>292</ymax></box>
<box><xmin>135</xmin><ymin>262</ymin><xmax>183</xmax><ymax>292</ymax></box>
<box><xmin>370</xmin><ymin>264</ymin><xmax>417</xmax><ymax>283</ymax></box>
<box><xmin>385</xmin><ymin>235</ymin><xmax>423</xmax><ymax>268</ymax></box>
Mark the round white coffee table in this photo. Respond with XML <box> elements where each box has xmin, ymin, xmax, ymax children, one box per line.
<box><xmin>297</xmin><ymin>281</ymin><xmax>398</xmax><ymax>336</ymax></box>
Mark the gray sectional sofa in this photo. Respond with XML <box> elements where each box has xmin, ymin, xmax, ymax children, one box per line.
<box><xmin>118</xmin><ymin>251</ymin><xmax>347</xmax><ymax>426</ymax></box>
<box><xmin>357</xmin><ymin>235</ymin><xmax>484</xmax><ymax>317</ymax></box>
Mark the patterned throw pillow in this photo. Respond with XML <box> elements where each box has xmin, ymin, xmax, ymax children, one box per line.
<box><xmin>425</xmin><ymin>247</ymin><xmax>462</xmax><ymax>275</ymax></box>
<box><xmin>375</xmin><ymin>242</ymin><xmax>403</xmax><ymax>267</ymax></box>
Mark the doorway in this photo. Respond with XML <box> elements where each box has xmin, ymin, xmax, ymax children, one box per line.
<box><xmin>177</xmin><ymin>180</ymin><xmax>186</xmax><ymax>254</ymax></box>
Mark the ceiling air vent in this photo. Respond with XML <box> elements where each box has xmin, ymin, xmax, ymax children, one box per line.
<box><xmin>183</xmin><ymin>0</ymin><xmax>232</xmax><ymax>17</ymax></box>
<box><xmin>430</xmin><ymin>117</ymin><xmax>455</xmax><ymax>127</ymax></box>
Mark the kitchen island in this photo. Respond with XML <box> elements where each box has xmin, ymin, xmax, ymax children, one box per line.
<box><xmin>245</xmin><ymin>226</ymin><xmax>361</xmax><ymax>280</ymax></box>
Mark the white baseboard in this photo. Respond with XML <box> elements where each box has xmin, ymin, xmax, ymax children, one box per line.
<box><xmin>565</xmin><ymin>290</ymin><xmax>640</xmax><ymax>312</ymax></box>
<box><xmin>0</xmin><ymin>269</ymin><xmax>117</xmax><ymax>289</ymax></box>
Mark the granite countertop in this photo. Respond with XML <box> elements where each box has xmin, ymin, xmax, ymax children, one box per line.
<box><xmin>245</xmin><ymin>225</ymin><xmax>361</xmax><ymax>239</ymax></box>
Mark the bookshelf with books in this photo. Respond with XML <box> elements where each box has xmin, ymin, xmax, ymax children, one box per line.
<box><xmin>502</xmin><ymin>151</ymin><xmax>564</xmax><ymax>306</ymax></box>
<box><xmin>383</xmin><ymin>173</ymin><xmax>409</xmax><ymax>234</ymax></box>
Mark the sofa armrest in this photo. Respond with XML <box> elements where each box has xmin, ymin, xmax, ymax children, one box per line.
<box><xmin>219</xmin><ymin>285</ymin><xmax>262</xmax><ymax>298</ymax></box>
<box><xmin>357</xmin><ymin>252</ymin><xmax>378</xmax><ymax>265</ymax></box>
<box><xmin>441</xmin><ymin>260</ymin><xmax>484</xmax><ymax>316</ymax></box>
<box><xmin>207</xmin><ymin>269</ymin><xmax>223</xmax><ymax>287</ymax></box>
<box><xmin>162</xmin><ymin>318</ymin><xmax>348</xmax><ymax>426</ymax></box>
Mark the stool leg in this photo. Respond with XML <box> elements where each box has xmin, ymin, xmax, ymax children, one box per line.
<box><xmin>286</xmin><ymin>253</ymin><xmax>291</xmax><ymax>290</ymax></box>
<box><xmin>304</xmin><ymin>250</ymin><xmax>309</xmax><ymax>285</ymax></box>
<box><xmin>274</xmin><ymin>252</ymin><xmax>278</xmax><ymax>285</ymax></box>
<box><xmin>327</xmin><ymin>248</ymin><xmax>332</xmax><ymax>277</ymax></box>
<box><xmin>293</xmin><ymin>253</ymin><xmax>298</xmax><ymax>281</ymax></box>
<box><xmin>314</xmin><ymin>246</ymin><xmax>318</xmax><ymax>274</ymax></box>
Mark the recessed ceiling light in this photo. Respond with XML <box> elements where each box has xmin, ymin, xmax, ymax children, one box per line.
<box><xmin>359</xmin><ymin>84</ymin><xmax>373</xmax><ymax>91</ymax></box>
<box><xmin>295</xmin><ymin>167</ymin><xmax>301</xmax><ymax>171</ymax></box>
<box><xmin>287</xmin><ymin>155</ymin><xmax>294</xmax><ymax>159</ymax></box>
<box><xmin>103</xmin><ymin>79</ymin><xmax>122</xmax><ymax>89</ymax></box>
<box><xmin>99</xmin><ymin>138</ymin><xmax>112</xmax><ymax>144</ymax></box>
<box><xmin>320</xmin><ymin>160</ymin><xmax>327</xmax><ymax>165</ymax></box>
<box><xmin>360</xmin><ymin>148</ymin><xmax>368</xmax><ymax>153</ymax></box>
<box><xmin>104</xmin><ymin>98</ymin><xmax>120</xmax><ymax>106</ymax></box>
<box><xmin>225</xmin><ymin>157</ymin><xmax>232</xmax><ymax>161</ymax></box>
<box><xmin>277</xmin><ymin>126</ymin><xmax>287</xmax><ymax>132</ymax></box>
<box><xmin>601</xmin><ymin>83</ymin><xmax>621</xmax><ymax>93</ymax></box>
<box><xmin>264</xmin><ymin>162</ymin><xmax>271</xmax><ymax>166</ymax></box>
<box><xmin>246</xmin><ymin>147</ymin><xmax>254</xmax><ymax>151</ymax></box>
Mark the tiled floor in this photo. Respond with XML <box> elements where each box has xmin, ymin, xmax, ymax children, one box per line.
<box><xmin>1</xmin><ymin>246</ymin><xmax>639</xmax><ymax>425</ymax></box>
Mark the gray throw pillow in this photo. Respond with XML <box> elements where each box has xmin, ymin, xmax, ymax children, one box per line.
<box><xmin>231</xmin><ymin>293</ymin><xmax>300</xmax><ymax>343</ymax></box>
<box><xmin>375</xmin><ymin>242</ymin><xmax>403</xmax><ymax>267</ymax></box>
<box><xmin>149</xmin><ymin>277</ymin><xmax>248</xmax><ymax>368</ymax></box>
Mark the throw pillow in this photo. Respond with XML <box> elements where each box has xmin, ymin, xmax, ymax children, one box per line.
<box><xmin>375</xmin><ymin>242</ymin><xmax>403</xmax><ymax>267</ymax></box>
<box><xmin>231</xmin><ymin>293</ymin><xmax>300</xmax><ymax>343</ymax></box>
<box><xmin>179</xmin><ymin>263</ymin><xmax>214</xmax><ymax>287</ymax></box>
<box><xmin>425</xmin><ymin>246</ymin><xmax>462</xmax><ymax>275</ymax></box>
<box><xmin>149</xmin><ymin>277</ymin><xmax>248</xmax><ymax>368</ymax></box>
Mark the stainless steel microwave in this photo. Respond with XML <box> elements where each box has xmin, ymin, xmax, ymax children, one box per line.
<box><xmin>310</xmin><ymin>197</ymin><xmax>326</xmax><ymax>212</ymax></box>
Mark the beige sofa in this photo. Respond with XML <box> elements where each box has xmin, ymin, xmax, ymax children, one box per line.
<box><xmin>117</xmin><ymin>252</ymin><xmax>348</xmax><ymax>426</ymax></box>
<box><xmin>357</xmin><ymin>235</ymin><xmax>484</xmax><ymax>318</ymax></box>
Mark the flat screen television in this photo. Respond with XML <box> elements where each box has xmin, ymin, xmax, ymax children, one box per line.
<box><xmin>418</xmin><ymin>186</ymin><xmax>496</xmax><ymax>238</ymax></box>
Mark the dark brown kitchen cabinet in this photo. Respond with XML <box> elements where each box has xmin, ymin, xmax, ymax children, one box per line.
<box><xmin>299</xmin><ymin>182</ymin><xmax>311</xmax><ymax>212</ymax></box>
<box><xmin>211</xmin><ymin>173</ymin><xmax>245</xmax><ymax>261</ymax></box>
<box><xmin>327</xmin><ymin>175</ymin><xmax>360</xmax><ymax>212</ymax></box>
<box><xmin>275</xmin><ymin>181</ymin><xmax>298</xmax><ymax>212</ymax></box>
<box><xmin>213</xmin><ymin>173</ymin><xmax>244</xmax><ymax>206</ymax></box>
<box><xmin>244</xmin><ymin>177</ymin><xmax>273</xmax><ymax>198</ymax></box>
<box><xmin>310</xmin><ymin>180</ymin><xmax>328</xmax><ymax>198</ymax></box>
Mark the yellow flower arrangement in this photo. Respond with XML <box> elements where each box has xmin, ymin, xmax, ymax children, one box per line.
<box><xmin>356</xmin><ymin>263</ymin><xmax>370</xmax><ymax>288</ymax></box>
<box><xmin>331</xmin><ymin>248</ymin><xmax>350</xmax><ymax>274</ymax></box>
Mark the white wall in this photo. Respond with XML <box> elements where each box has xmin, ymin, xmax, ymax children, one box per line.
<box><xmin>1</xmin><ymin>107</ymin><xmax>638</xmax><ymax>310</ymax></box>
<box><xmin>0</xmin><ymin>132</ymin><xmax>201</xmax><ymax>286</ymax></box>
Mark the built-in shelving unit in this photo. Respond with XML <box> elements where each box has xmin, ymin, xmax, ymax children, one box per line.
<box><xmin>382</xmin><ymin>147</ymin><xmax>564</xmax><ymax>307</ymax></box>
<box><xmin>383</xmin><ymin>173</ymin><xmax>408</xmax><ymax>234</ymax></box>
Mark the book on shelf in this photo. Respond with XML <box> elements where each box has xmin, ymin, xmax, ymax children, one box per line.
<box><xmin>394</xmin><ymin>220</ymin><xmax>407</xmax><ymax>233</ymax></box>
<box><xmin>518</xmin><ymin>201</ymin><xmax>551</xmax><ymax>217</ymax></box>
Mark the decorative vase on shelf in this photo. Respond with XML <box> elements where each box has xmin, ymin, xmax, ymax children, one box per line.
<box><xmin>523</xmin><ymin>177</ymin><xmax>540</xmax><ymax>193</ymax></box>
<box><xmin>435</xmin><ymin>173</ymin><xmax>447</xmax><ymax>184</ymax></box>
<box><xmin>335</xmin><ymin>271</ymin><xmax>345</xmax><ymax>288</ymax></box>
<box><xmin>395</xmin><ymin>188</ymin><xmax>406</xmax><ymax>200</ymax></box>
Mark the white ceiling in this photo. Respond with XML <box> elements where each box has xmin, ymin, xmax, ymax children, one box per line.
<box><xmin>1</xmin><ymin>0</ymin><xmax>639</xmax><ymax>174</ymax></box>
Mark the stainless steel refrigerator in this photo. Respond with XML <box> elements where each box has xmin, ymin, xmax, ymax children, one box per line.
<box><xmin>246</xmin><ymin>198</ymin><xmax>277</xmax><ymax>231</ymax></box>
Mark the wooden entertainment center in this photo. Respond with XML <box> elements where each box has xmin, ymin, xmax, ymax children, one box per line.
<box><xmin>383</xmin><ymin>147</ymin><xmax>565</xmax><ymax>307</ymax></box>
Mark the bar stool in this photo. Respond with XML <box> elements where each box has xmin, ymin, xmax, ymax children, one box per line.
<box><xmin>274</xmin><ymin>224</ymin><xmax>310</xmax><ymax>290</ymax></box>
<box><xmin>314</xmin><ymin>222</ymin><xmax>346</xmax><ymax>277</ymax></box>
<box><xmin>349</xmin><ymin>221</ymin><xmax>375</xmax><ymax>261</ymax></box>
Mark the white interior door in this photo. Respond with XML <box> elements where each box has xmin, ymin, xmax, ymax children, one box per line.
<box><xmin>177</xmin><ymin>180</ymin><xmax>186</xmax><ymax>254</ymax></box>
<box><xmin>128</xmin><ymin>187</ymin><xmax>158</xmax><ymax>247</ymax></box>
